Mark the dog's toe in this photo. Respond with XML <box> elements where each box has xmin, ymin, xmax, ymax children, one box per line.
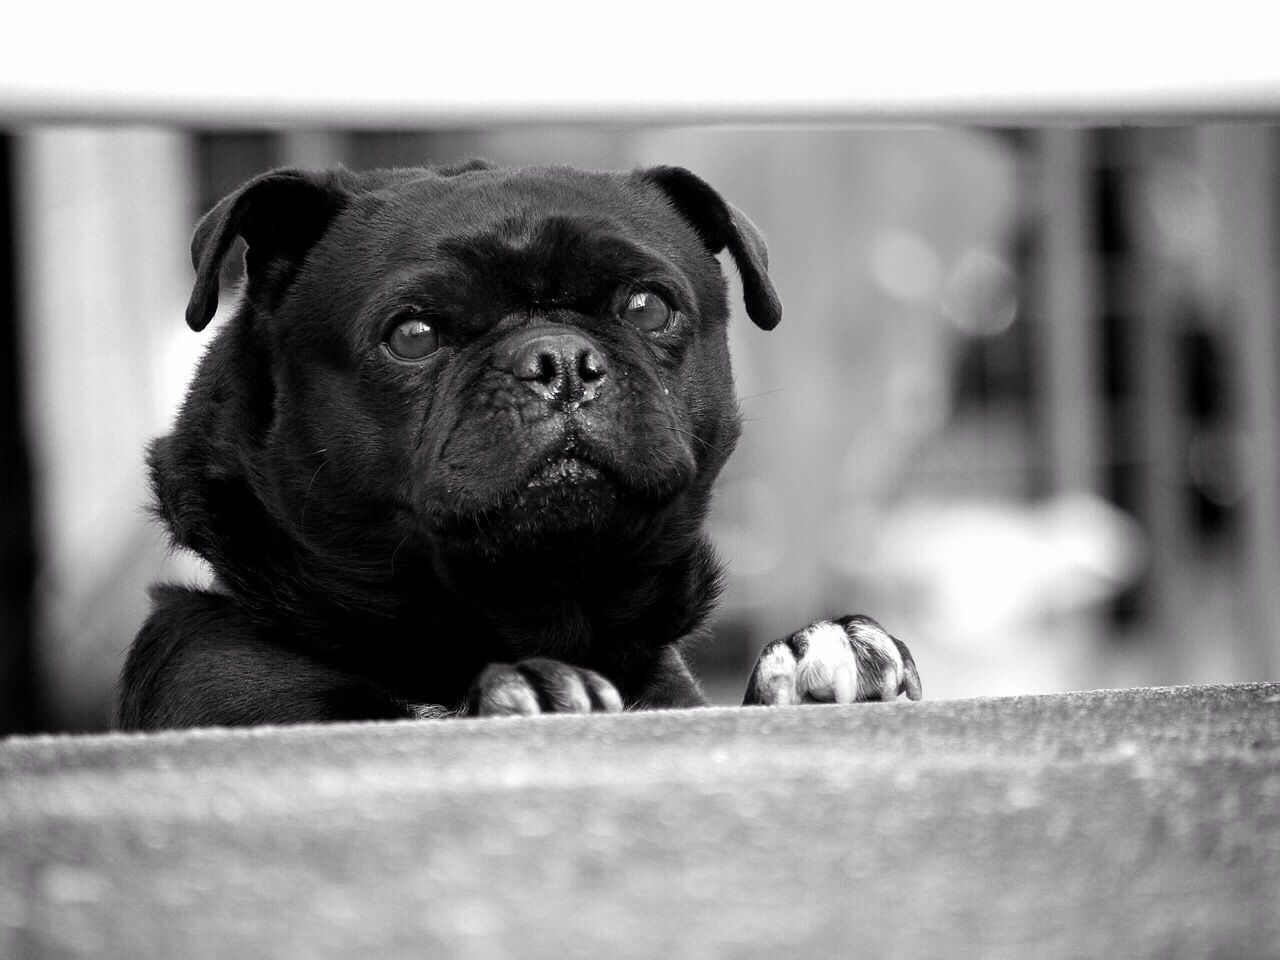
<box><xmin>744</xmin><ymin>638</ymin><xmax>802</xmax><ymax>706</ymax></box>
<box><xmin>467</xmin><ymin>659</ymin><xmax>623</xmax><ymax>716</ymax></box>
<box><xmin>580</xmin><ymin>668</ymin><xmax>625</xmax><ymax>713</ymax></box>
<box><xmin>469</xmin><ymin>664</ymin><xmax>542</xmax><ymax>716</ymax></box>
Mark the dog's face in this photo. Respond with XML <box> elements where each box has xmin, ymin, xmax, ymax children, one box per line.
<box><xmin>161</xmin><ymin>162</ymin><xmax>779</xmax><ymax>603</ymax></box>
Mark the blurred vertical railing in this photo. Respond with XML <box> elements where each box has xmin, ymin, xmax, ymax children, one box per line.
<box><xmin>1125</xmin><ymin>131</ymin><xmax>1202</xmax><ymax>680</ymax></box>
<box><xmin>1203</xmin><ymin>127</ymin><xmax>1280</xmax><ymax>680</ymax></box>
<box><xmin>1035</xmin><ymin>129</ymin><xmax>1105</xmax><ymax>495</ymax></box>
<box><xmin>14</xmin><ymin>129</ymin><xmax>196</xmax><ymax>728</ymax></box>
<box><xmin>0</xmin><ymin>135</ymin><xmax>40</xmax><ymax>733</ymax></box>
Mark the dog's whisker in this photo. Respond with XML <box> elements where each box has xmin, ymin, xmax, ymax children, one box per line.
<box><xmin>735</xmin><ymin>387</ymin><xmax>795</xmax><ymax>403</ymax></box>
<box><xmin>661</xmin><ymin>425</ymin><xmax>731</xmax><ymax>459</ymax></box>
<box><xmin>389</xmin><ymin>534</ymin><xmax>409</xmax><ymax>577</ymax></box>
<box><xmin>300</xmin><ymin>459</ymin><xmax>329</xmax><ymax>529</ymax></box>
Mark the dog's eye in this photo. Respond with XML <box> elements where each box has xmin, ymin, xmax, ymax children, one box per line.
<box><xmin>618</xmin><ymin>289</ymin><xmax>673</xmax><ymax>333</ymax></box>
<box><xmin>386</xmin><ymin>316</ymin><xmax>441</xmax><ymax>360</ymax></box>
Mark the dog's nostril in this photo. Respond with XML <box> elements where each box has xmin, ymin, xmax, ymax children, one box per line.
<box><xmin>536</xmin><ymin>351</ymin><xmax>560</xmax><ymax>385</ymax></box>
<box><xmin>580</xmin><ymin>349</ymin><xmax>606</xmax><ymax>382</ymax></box>
<box><xmin>512</xmin><ymin>343</ymin><xmax>562</xmax><ymax>384</ymax></box>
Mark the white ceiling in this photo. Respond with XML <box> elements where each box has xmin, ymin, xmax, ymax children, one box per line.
<box><xmin>3</xmin><ymin>1</ymin><xmax>1278</xmax><ymax>125</ymax></box>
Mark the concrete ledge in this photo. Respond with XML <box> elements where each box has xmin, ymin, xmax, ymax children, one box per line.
<box><xmin>3</xmin><ymin>683</ymin><xmax>1279</xmax><ymax>958</ymax></box>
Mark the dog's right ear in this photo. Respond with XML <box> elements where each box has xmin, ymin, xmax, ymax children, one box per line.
<box><xmin>638</xmin><ymin>165</ymin><xmax>782</xmax><ymax>331</ymax></box>
<box><xmin>186</xmin><ymin>168</ymin><xmax>351</xmax><ymax>332</ymax></box>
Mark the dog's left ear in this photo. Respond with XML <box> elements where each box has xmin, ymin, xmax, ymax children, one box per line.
<box><xmin>186</xmin><ymin>168</ymin><xmax>351</xmax><ymax>332</ymax></box>
<box><xmin>638</xmin><ymin>166</ymin><xmax>782</xmax><ymax>331</ymax></box>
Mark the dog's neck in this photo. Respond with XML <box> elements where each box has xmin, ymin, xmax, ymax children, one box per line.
<box><xmin>426</xmin><ymin>531</ymin><xmax>723</xmax><ymax>698</ymax></box>
<box><xmin>441</xmin><ymin>528</ymin><xmax>718</xmax><ymax>625</ymax></box>
<box><xmin>204</xmin><ymin>513</ymin><xmax>722</xmax><ymax>704</ymax></box>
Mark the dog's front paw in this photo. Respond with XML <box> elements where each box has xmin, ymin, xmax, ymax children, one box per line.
<box><xmin>744</xmin><ymin>616</ymin><xmax>922</xmax><ymax>706</ymax></box>
<box><xmin>466</xmin><ymin>658</ymin><xmax>624</xmax><ymax>716</ymax></box>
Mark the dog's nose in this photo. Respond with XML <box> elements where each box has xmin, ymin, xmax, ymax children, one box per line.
<box><xmin>508</xmin><ymin>331</ymin><xmax>608</xmax><ymax>405</ymax></box>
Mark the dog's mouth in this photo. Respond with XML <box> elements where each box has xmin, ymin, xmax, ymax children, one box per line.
<box><xmin>524</xmin><ymin>454</ymin><xmax>606</xmax><ymax>490</ymax></box>
<box><xmin>423</xmin><ymin>406</ymin><xmax>697</xmax><ymax>550</ymax></box>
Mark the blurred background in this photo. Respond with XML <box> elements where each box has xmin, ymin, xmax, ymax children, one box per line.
<box><xmin>1</xmin><ymin>122</ymin><xmax>1278</xmax><ymax>731</ymax></box>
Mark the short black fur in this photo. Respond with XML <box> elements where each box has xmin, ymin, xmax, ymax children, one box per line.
<box><xmin>117</xmin><ymin>161</ymin><xmax>781</xmax><ymax>729</ymax></box>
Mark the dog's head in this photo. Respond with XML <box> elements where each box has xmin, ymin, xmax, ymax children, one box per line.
<box><xmin>155</xmin><ymin>161</ymin><xmax>780</xmax><ymax>600</ymax></box>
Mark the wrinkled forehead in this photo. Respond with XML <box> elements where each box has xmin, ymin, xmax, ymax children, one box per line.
<box><xmin>324</xmin><ymin>168</ymin><xmax>699</xmax><ymax>300</ymax></box>
<box><xmin>368</xmin><ymin>167</ymin><xmax>632</xmax><ymax>239</ymax></box>
<box><xmin>369</xmin><ymin>167</ymin><xmax>673</xmax><ymax>251</ymax></box>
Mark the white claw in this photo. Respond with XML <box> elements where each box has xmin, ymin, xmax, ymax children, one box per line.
<box><xmin>833</xmin><ymin>661</ymin><xmax>856</xmax><ymax>704</ymax></box>
<box><xmin>794</xmin><ymin>621</ymin><xmax>859</xmax><ymax>702</ymax></box>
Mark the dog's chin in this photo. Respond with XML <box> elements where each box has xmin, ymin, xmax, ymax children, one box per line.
<box><xmin>425</xmin><ymin>451</ymin><xmax>688</xmax><ymax>561</ymax></box>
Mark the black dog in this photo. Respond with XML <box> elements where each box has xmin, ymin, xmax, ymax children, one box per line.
<box><xmin>116</xmin><ymin>160</ymin><xmax>920</xmax><ymax>729</ymax></box>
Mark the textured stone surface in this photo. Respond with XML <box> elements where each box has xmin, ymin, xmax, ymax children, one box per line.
<box><xmin>2</xmin><ymin>683</ymin><xmax>1279</xmax><ymax>959</ymax></box>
